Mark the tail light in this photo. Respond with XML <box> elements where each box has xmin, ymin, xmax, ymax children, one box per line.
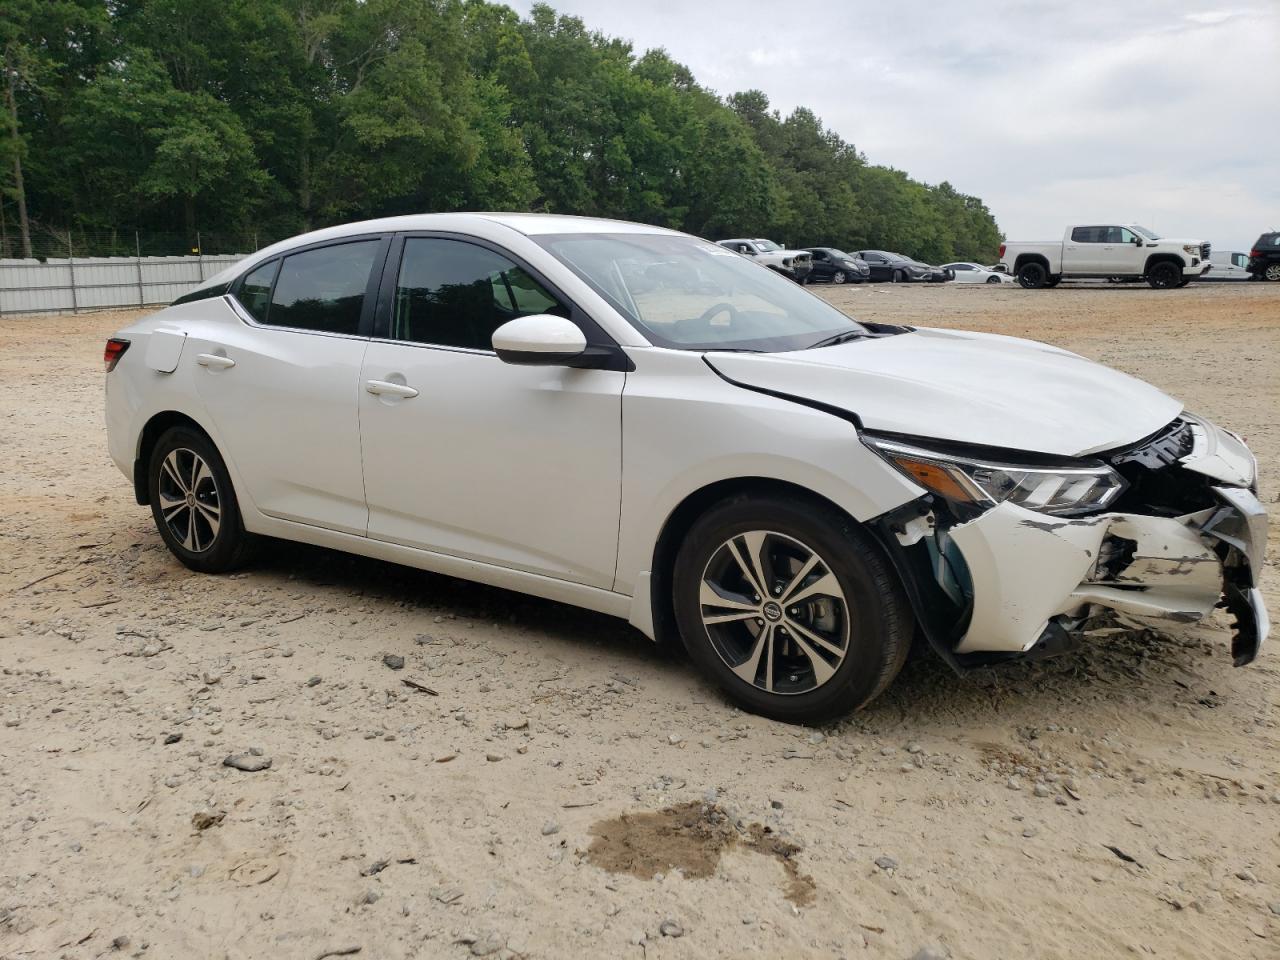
<box><xmin>1250</xmin><ymin>249</ymin><xmax>1261</xmax><ymax>258</ymax></box>
<box><xmin>998</xmin><ymin>242</ymin><xmax>1007</xmax><ymax>258</ymax></box>
<box><xmin>104</xmin><ymin>338</ymin><xmax>130</xmax><ymax>372</ymax></box>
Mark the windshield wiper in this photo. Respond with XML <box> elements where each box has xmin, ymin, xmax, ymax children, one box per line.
<box><xmin>805</xmin><ymin>330</ymin><xmax>866</xmax><ymax>350</ymax></box>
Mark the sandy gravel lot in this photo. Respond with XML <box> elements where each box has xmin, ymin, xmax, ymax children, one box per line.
<box><xmin>2</xmin><ymin>282</ymin><xmax>1278</xmax><ymax>960</ymax></box>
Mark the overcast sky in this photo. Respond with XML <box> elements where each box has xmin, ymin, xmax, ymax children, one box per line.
<box><xmin>509</xmin><ymin>1</ymin><xmax>1278</xmax><ymax>251</ymax></box>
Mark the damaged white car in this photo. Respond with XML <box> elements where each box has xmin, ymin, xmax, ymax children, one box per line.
<box><xmin>103</xmin><ymin>215</ymin><xmax>1268</xmax><ymax>724</ymax></box>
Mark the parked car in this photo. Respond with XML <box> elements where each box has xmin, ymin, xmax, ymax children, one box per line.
<box><xmin>801</xmin><ymin>247</ymin><xmax>870</xmax><ymax>284</ymax></box>
<box><xmin>999</xmin><ymin>224</ymin><xmax>1213</xmax><ymax>289</ymax></box>
<box><xmin>854</xmin><ymin>251</ymin><xmax>932</xmax><ymax>283</ymax></box>
<box><xmin>1202</xmin><ymin>251</ymin><xmax>1254</xmax><ymax>281</ymax></box>
<box><xmin>942</xmin><ymin>262</ymin><xmax>1013</xmax><ymax>284</ymax></box>
<box><xmin>1247</xmin><ymin>232</ymin><xmax>1280</xmax><ymax>281</ymax></box>
<box><xmin>716</xmin><ymin>238</ymin><xmax>812</xmax><ymax>282</ymax></box>
<box><xmin>104</xmin><ymin>213</ymin><xmax>1269</xmax><ymax>724</ymax></box>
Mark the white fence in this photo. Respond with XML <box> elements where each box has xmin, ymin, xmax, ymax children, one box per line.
<box><xmin>0</xmin><ymin>254</ymin><xmax>247</xmax><ymax>315</ymax></box>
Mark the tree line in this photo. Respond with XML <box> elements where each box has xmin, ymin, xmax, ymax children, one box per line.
<box><xmin>2</xmin><ymin>0</ymin><xmax>1001</xmax><ymax>263</ymax></box>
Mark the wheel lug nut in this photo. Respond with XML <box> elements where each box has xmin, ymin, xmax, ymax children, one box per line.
<box><xmin>756</xmin><ymin>618</ymin><xmax>764</xmax><ymax>625</ymax></box>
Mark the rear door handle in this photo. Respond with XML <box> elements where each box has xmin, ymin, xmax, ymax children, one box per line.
<box><xmin>196</xmin><ymin>353</ymin><xmax>235</xmax><ymax>370</ymax></box>
<box><xmin>365</xmin><ymin>379</ymin><xmax>419</xmax><ymax>399</ymax></box>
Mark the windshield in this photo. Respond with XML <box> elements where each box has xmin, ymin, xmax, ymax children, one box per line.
<box><xmin>829</xmin><ymin>249</ymin><xmax>854</xmax><ymax>260</ymax></box>
<box><xmin>753</xmin><ymin>239</ymin><xmax>782</xmax><ymax>252</ymax></box>
<box><xmin>1130</xmin><ymin>225</ymin><xmax>1161</xmax><ymax>240</ymax></box>
<box><xmin>534</xmin><ymin>233</ymin><xmax>866</xmax><ymax>352</ymax></box>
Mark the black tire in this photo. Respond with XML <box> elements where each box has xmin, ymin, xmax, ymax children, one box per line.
<box><xmin>1017</xmin><ymin>261</ymin><xmax>1048</xmax><ymax>288</ymax></box>
<box><xmin>1046</xmin><ymin>276</ymin><xmax>1062</xmax><ymax>288</ymax></box>
<box><xmin>147</xmin><ymin>426</ymin><xmax>255</xmax><ymax>573</ymax></box>
<box><xmin>891</xmin><ymin>269</ymin><xmax>903</xmax><ymax>283</ymax></box>
<box><xmin>1146</xmin><ymin>260</ymin><xmax>1181</xmax><ymax>289</ymax></box>
<box><xmin>1176</xmin><ymin>278</ymin><xmax>1192</xmax><ymax>288</ymax></box>
<box><xmin>986</xmin><ymin>275</ymin><xmax>1001</xmax><ymax>284</ymax></box>
<box><xmin>1264</xmin><ymin>263</ymin><xmax>1280</xmax><ymax>282</ymax></box>
<box><xmin>672</xmin><ymin>495</ymin><xmax>913</xmax><ymax>724</ymax></box>
<box><xmin>832</xmin><ymin>270</ymin><xmax>847</xmax><ymax>285</ymax></box>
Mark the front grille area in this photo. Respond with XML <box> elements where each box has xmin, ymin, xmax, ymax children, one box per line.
<box><xmin>1201</xmin><ymin>242</ymin><xmax>1211</xmax><ymax>259</ymax></box>
<box><xmin>1107</xmin><ymin>417</ymin><xmax>1215</xmax><ymax>517</ymax></box>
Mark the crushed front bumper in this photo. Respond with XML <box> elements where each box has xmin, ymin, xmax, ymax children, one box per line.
<box><xmin>947</xmin><ymin>485</ymin><xmax>1267</xmax><ymax>664</ymax></box>
<box><xmin>874</xmin><ymin>415</ymin><xmax>1269</xmax><ymax>669</ymax></box>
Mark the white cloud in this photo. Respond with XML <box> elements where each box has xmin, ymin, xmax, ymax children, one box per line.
<box><xmin>509</xmin><ymin>0</ymin><xmax>1280</xmax><ymax>250</ymax></box>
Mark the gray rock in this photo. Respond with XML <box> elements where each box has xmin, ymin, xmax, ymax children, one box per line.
<box><xmin>223</xmin><ymin>753</ymin><xmax>272</xmax><ymax>772</ymax></box>
<box><xmin>469</xmin><ymin>935</ymin><xmax>504</xmax><ymax>956</ymax></box>
<box><xmin>306</xmin><ymin>676</ymin><xmax>322</xmax><ymax>687</ymax></box>
<box><xmin>541</xmin><ymin>820</ymin><xmax>561</xmax><ymax>836</ymax></box>
<box><xmin>1268</xmin><ymin>902</ymin><xmax>1280</xmax><ymax>916</ymax></box>
<box><xmin>382</xmin><ymin>654</ymin><xmax>405</xmax><ymax>670</ymax></box>
<box><xmin>1235</xmin><ymin>869</ymin><xmax>1258</xmax><ymax>883</ymax></box>
<box><xmin>874</xmin><ymin>855</ymin><xmax>898</xmax><ymax>871</ymax></box>
<box><xmin>164</xmin><ymin>732</ymin><xmax>183</xmax><ymax>745</ymax></box>
<box><xmin>1033</xmin><ymin>783</ymin><xmax>1052</xmax><ymax>798</ymax></box>
<box><xmin>659</xmin><ymin>920</ymin><xmax>684</xmax><ymax>938</ymax></box>
<box><xmin>358</xmin><ymin>888</ymin><xmax>382</xmax><ymax>905</ymax></box>
<box><xmin>912</xmin><ymin>946</ymin><xmax>950</xmax><ymax>960</ymax></box>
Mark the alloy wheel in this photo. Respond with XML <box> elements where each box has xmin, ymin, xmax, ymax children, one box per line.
<box><xmin>1266</xmin><ymin>263</ymin><xmax>1280</xmax><ymax>281</ymax></box>
<box><xmin>698</xmin><ymin>530</ymin><xmax>850</xmax><ymax>695</ymax></box>
<box><xmin>833</xmin><ymin>271</ymin><xmax>847</xmax><ymax>284</ymax></box>
<box><xmin>157</xmin><ymin>447</ymin><xmax>222</xmax><ymax>552</ymax></box>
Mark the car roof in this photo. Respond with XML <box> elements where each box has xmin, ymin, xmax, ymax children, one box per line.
<box><xmin>185</xmin><ymin>213</ymin><xmax>684</xmax><ymax>297</ymax></box>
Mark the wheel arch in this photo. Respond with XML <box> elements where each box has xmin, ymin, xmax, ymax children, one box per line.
<box><xmin>1012</xmin><ymin>252</ymin><xmax>1051</xmax><ymax>274</ymax></box>
<box><xmin>133</xmin><ymin>410</ymin><xmax>217</xmax><ymax>505</ymax></box>
<box><xmin>1144</xmin><ymin>252</ymin><xmax>1185</xmax><ymax>274</ymax></box>
<box><xmin>643</xmin><ymin>476</ymin><xmax>903</xmax><ymax>647</ymax></box>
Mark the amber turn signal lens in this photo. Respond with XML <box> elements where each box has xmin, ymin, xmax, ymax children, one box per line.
<box><xmin>891</xmin><ymin>456</ymin><xmax>983</xmax><ymax>503</ymax></box>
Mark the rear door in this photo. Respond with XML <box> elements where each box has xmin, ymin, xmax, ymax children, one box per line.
<box><xmin>1064</xmin><ymin>226</ymin><xmax>1106</xmax><ymax>272</ymax></box>
<box><xmin>193</xmin><ymin>235</ymin><xmax>388</xmax><ymax>535</ymax></box>
<box><xmin>357</xmin><ymin>234</ymin><xmax>625</xmax><ymax>588</ymax></box>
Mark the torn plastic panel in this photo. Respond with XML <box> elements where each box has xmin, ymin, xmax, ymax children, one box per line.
<box><xmin>868</xmin><ymin>416</ymin><xmax>1269</xmax><ymax>672</ymax></box>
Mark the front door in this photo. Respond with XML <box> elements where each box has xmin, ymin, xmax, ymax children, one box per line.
<box><xmin>358</xmin><ymin>236</ymin><xmax>625</xmax><ymax>588</ymax></box>
<box><xmin>193</xmin><ymin>237</ymin><xmax>386</xmax><ymax>535</ymax></box>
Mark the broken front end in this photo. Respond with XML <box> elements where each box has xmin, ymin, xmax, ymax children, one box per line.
<box><xmin>865</xmin><ymin>414</ymin><xmax>1269</xmax><ymax>669</ymax></box>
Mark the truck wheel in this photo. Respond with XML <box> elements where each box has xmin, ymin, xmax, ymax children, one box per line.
<box><xmin>1016</xmin><ymin>262</ymin><xmax>1048</xmax><ymax>288</ymax></box>
<box><xmin>1046</xmin><ymin>276</ymin><xmax>1062</xmax><ymax>288</ymax></box>
<box><xmin>1147</xmin><ymin>261</ymin><xmax>1181</xmax><ymax>289</ymax></box>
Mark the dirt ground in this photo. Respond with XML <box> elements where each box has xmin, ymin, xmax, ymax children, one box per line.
<box><xmin>1</xmin><ymin>281</ymin><xmax>1277</xmax><ymax>960</ymax></box>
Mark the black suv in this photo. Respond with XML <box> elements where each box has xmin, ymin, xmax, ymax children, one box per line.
<box><xmin>1248</xmin><ymin>232</ymin><xmax>1280</xmax><ymax>281</ymax></box>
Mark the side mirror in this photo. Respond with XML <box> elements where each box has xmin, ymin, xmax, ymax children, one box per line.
<box><xmin>1131</xmin><ymin>236</ymin><xmax>1142</xmax><ymax>246</ymax></box>
<box><xmin>492</xmin><ymin>314</ymin><xmax>587</xmax><ymax>366</ymax></box>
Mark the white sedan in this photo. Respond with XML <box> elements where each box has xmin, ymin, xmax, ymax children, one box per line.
<box><xmin>104</xmin><ymin>214</ymin><xmax>1268</xmax><ymax>723</ymax></box>
<box><xmin>942</xmin><ymin>261</ymin><xmax>1014</xmax><ymax>283</ymax></box>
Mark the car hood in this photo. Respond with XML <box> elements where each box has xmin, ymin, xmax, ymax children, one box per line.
<box><xmin>705</xmin><ymin>327</ymin><xmax>1182</xmax><ymax>457</ymax></box>
<box><xmin>1143</xmin><ymin>236</ymin><xmax>1204</xmax><ymax>246</ymax></box>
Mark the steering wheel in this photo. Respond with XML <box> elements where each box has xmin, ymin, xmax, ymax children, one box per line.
<box><xmin>696</xmin><ymin>302</ymin><xmax>739</xmax><ymax>326</ymax></box>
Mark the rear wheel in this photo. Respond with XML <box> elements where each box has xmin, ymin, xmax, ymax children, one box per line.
<box><xmin>985</xmin><ymin>275</ymin><xmax>1001</xmax><ymax>284</ymax></box>
<box><xmin>891</xmin><ymin>269</ymin><xmax>903</xmax><ymax>283</ymax></box>
<box><xmin>148</xmin><ymin>426</ymin><xmax>254</xmax><ymax>573</ymax></box>
<box><xmin>1147</xmin><ymin>260</ymin><xmax>1181</xmax><ymax>289</ymax></box>
<box><xmin>672</xmin><ymin>496</ymin><xmax>912</xmax><ymax>724</ymax></box>
<box><xmin>1017</xmin><ymin>261</ymin><xmax>1048</xmax><ymax>288</ymax></box>
<box><xmin>1264</xmin><ymin>263</ymin><xmax>1280</xmax><ymax>281</ymax></box>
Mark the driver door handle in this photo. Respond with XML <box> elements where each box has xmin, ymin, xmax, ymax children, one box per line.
<box><xmin>365</xmin><ymin>379</ymin><xmax>419</xmax><ymax>399</ymax></box>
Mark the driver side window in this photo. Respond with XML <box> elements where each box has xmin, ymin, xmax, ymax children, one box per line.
<box><xmin>391</xmin><ymin>238</ymin><xmax>568</xmax><ymax>350</ymax></box>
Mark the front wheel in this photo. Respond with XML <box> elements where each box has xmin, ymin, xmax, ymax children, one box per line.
<box><xmin>1147</xmin><ymin>261</ymin><xmax>1181</xmax><ymax>289</ymax></box>
<box><xmin>148</xmin><ymin>426</ymin><xmax>254</xmax><ymax>573</ymax></box>
<box><xmin>672</xmin><ymin>496</ymin><xmax>912</xmax><ymax>724</ymax></box>
<box><xmin>985</xmin><ymin>275</ymin><xmax>1001</xmax><ymax>284</ymax></box>
<box><xmin>832</xmin><ymin>270</ymin><xmax>847</xmax><ymax>285</ymax></box>
<box><xmin>891</xmin><ymin>269</ymin><xmax>903</xmax><ymax>283</ymax></box>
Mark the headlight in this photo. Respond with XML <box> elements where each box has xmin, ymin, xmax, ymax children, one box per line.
<box><xmin>863</xmin><ymin>436</ymin><xmax>1127</xmax><ymax>516</ymax></box>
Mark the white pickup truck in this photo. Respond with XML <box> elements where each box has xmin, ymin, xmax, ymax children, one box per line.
<box><xmin>999</xmin><ymin>224</ymin><xmax>1212</xmax><ymax>289</ymax></box>
<box><xmin>716</xmin><ymin>238</ymin><xmax>813</xmax><ymax>282</ymax></box>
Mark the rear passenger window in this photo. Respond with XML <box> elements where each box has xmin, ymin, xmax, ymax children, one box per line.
<box><xmin>268</xmin><ymin>240</ymin><xmax>380</xmax><ymax>335</ymax></box>
<box><xmin>1071</xmin><ymin>227</ymin><xmax>1101</xmax><ymax>243</ymax></box>
<box><xmin>391</xmin><ymin>238</ymin><xmax>568</xmax><ymax>350</ymax></box>
<box><xmin>236</xmin><ymin>259</ymin><xmax>279</xmax><ymax>324</ymax></box>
